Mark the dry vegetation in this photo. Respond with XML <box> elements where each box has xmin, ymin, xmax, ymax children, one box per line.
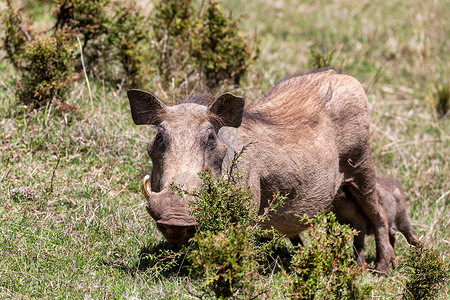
<box><xmin>0</xmin><ymin>0</ymin><xmax>448</xmax><ymax>298</ymax></box>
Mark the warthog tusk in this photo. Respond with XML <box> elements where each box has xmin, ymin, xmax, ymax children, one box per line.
<box><xmin>142</xmin><ymin>174</ymin><xmax>152</xmax><ymax>200</ymax></box>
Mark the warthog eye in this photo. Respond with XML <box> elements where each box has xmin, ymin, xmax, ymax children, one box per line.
<box><xmin>208</xmin><ymin>132</ymin><xmax>215</xmax><ymax>143</ymax></box>
<box><xmin>204</xmin><ymin>131</ymin><xmax>217</xmax><ymax>150</ymax></box>
<box><xmin>152</xmin><ymin>131</ymin><xmax>166</xmax><ymax>153</ymax></box>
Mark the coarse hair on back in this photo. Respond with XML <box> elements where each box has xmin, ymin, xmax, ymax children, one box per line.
<box><xmin>243</xmin><ymin>69</ymin><xmax>335</xmax><ymax>129</ymax></box>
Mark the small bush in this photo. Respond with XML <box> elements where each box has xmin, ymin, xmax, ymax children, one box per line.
<box><xmin>106</xmin><ymin>5</ymin><xmax>151</xmax><ymax>87</ymax></box>
<box><xmin>54</xmin><ymin>0</ymin><xmax>110</xmax><ymax>46</ymax></box>
<box><xmin>288</xmin><ymin>212</ymin><xmax>370</xmax><ymax>299</ymax></box>
<box><xmin>171</xmin><ymin>148</ymin><xmax>284</xmax><ymax>298</ymax></box>
<box><xmin>53</xmin><ymin>0</ymin><xmax>258</xmax><ymax>90</ymax></box>
<box><xmin>16</xmin><ymin>33</ymin><xmax>75</xmax><ymax>107</ymax></box>
<box><xmin>54</xmin><ymin>0</ymin><xmax>150</xmax><ymax>86</ymax></box>
<box><xmin>400</xmin><ymin>245</ymin><xmax>449</xmax><ymax>300</ymax></box>
<box><xmin>1</xmin><ymin>2</ymin><xmax>76</xmax><ymax>108</ymax></box>
<box><xmin>181</xmin><ymin>170</ymin><xmax>255</xmax><ymax>234</ymax></box>
<box><xmin>150</xmin><ymin>0</ymin><xmax>197</xmax><ymax>86</ymax></box>
<box><xmin>191</xmin><ymin>1</ymin><xmax>258</xmax><ymax>89</ymax></box>
<box><xmin>1</xmin><ymin>0</ymin><xmax>32</xmax><ymax>70</ymax></box>
<box><xmin>188</xmin><ymin>226</ymin><xmax>261</xmax><ymax>299</ymax></box>
<box><xmin>150</xmin><ymin>0</ymin><xmax>259</xmax><ymax>91</ymax></box>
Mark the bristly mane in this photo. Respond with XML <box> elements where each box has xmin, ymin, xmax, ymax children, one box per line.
<box><xmin>272</xmin><ymin>67</ymin><xmax>336</xmax><ymax>86</ymax></box>
<box><xmin>172</xmin><ymin>69</ymin><xmax>335</xmax><ymax>128</ymax></box>
<box><xmin>177</xmin><ymin>94</ymin><xmax>215</xmax><ymax>106</ymax></box>
<box><xmin>243</xmin><ymin>69</ymin><xmax>335</xmax><ymax>128</ymax></box>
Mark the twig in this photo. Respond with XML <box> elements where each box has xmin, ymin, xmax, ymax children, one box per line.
<box><xmin>226</xmin><ymin>143</ymin><xmax>253</xmax><ymax>186</ymax></box>
<box><xmin>48</xmin><ymin>156</ymin><xmax>61</xmax><ymax>194</ymax></box>
<box><xmin>18</xmin><ymin>24</ymin><xmax>32</xmax><ymax>42</ymax></box>
<box><xmin>1</xmin><ymin>80</ymin><xmax>12</xmax><ymax>94</ymax></box>
<box><xmin>77</xmin><ymin>36</ymin><xmax>93</xmax><ymax>108</ymax></box>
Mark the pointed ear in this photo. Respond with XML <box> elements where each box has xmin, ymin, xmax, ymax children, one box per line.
<box><xmin>127</xmin><ymin>89</ymin><xmax>167</xmax><ymax>125</ymax></box>
<box><xmin>209</xmin><ymin>93</ymin><xmax>245</xmax><ymax>128</ymax></box>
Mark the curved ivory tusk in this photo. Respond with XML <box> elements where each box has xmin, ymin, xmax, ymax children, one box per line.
<box><xmin>142</xmin><ymin>174</ymin><xmax>152</xmax><ymax>200</ymax></box>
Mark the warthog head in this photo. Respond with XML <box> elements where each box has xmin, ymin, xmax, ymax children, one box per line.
<box><xmin>128</xmin><ymin>89</ymin><xmax>244</xmax><ymax>244</ymax></box>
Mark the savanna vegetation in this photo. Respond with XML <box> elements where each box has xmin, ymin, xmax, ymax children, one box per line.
<box><xmin>0</xmin><ymin>0</ymin><xmax>448</xmax><ymax>298</ymax></box>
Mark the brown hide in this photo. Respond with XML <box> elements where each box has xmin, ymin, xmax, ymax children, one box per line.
<box><xmin>128</xmin><ymin>69</ymin><xmax>396</xmax><ymax>274</ymax></box>
<box><xmin>333</xmin><ymin>176</ymin><xmax>419</xmax><ymax>266</ymax></box>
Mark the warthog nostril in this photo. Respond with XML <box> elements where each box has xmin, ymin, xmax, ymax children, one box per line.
<box><xmin>156</xmin><ymin>221</ymin><xmax>197</xmax><ymax>244</ymax></box>
<box><xmin>185</xmin><ymin>226</ymin><xmax>197</xmax><ymax>236</ymax></box>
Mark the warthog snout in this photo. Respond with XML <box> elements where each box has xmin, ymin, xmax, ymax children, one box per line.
<box><xmin>156</xmin><ymin>220</ymin><xmax>197</xmax><ymax>244</ymax></box>
<box><xmin>143</xmin><ymin>175</ymin><xmax>197</xmax><ymax>244</ymax></box>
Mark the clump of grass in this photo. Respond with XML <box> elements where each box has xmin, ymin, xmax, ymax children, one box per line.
<box><xmin>288</xmin><ymin>212</ymin><xmax>371</xmax><ymax>299</ymax></box>
<box><xmin>399</xmin><ymin>244</ymin><xmax>449</xmax><ymax>299</ymax></box>
<box><xmin>308</xmin><ymin>47</ymin><xmax>336</xmax><ymax>70</ymax></box>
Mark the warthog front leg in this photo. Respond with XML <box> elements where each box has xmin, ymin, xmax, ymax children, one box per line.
<box><xmin>344</xmin><ymin>154</ymin><xmax>395</xmax><ymax>275</ymax></box>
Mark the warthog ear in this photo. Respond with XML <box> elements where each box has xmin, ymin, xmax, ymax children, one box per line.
<box><xmin>127</xmin><ymin>89</ymin><xmax>167</xmax><ymax>125</ymax></box>
<box><xmin>209</xmin><ymin>93</ymin><xmax>245</xmax><ymax>128</ymax></box>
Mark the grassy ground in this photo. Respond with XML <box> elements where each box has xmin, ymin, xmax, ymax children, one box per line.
<box><xmin>1</xmin><ymin>0</ymin><xmax>448</xmax><ymax>298</ymax></box>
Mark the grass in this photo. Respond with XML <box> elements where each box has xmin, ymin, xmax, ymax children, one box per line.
<box><xmin>1</xmin><ymin>0</ymin><xmax>449</xmax><ymax>298</ymax></box>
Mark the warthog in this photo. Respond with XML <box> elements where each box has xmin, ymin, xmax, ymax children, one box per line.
<box><xmin>333</xmin><ymin>176</ymin><xmax>419</xmax><ymax>266</ymax></box>
<box><xmin>128</xmin><ymin>69</ymin><xmax>395</xmax><ymax>274</ymax></box>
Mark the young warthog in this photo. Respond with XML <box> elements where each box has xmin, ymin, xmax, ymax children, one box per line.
<box><xmin>128</xmin><ymin>69</ymin><xmax>395</xmax><ymax>274</ymax></box>
<box><xmin>333</xmin><ymin>176</ymin><xmax>419</xmax><ymax>266</ymax></box>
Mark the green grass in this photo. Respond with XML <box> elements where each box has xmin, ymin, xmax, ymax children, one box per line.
<box><xmin>1</xmin><ymin>0</ymin><xmax>449</xmax><ymax>298</ymax></box>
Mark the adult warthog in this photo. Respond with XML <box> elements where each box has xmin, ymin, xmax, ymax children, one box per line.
<box><xmin>128</xmin><ymin>69</ymin><xmax>395</xmax><ymax>274</ymax></box>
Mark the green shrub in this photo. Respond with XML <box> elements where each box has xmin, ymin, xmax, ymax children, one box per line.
<box><xmin>181</xmin><ymin>170</ymin><xmax>255</xmax><ymax>234</ymax></box>
<box><xmin>169</xmin><ymin>148</ymin><xmax>284</xmax><ymax>298</ymax></box>
<box><xmin>150</xmin><ymin>0</ymin><xmax>259</xmax><ymax>91</ymax></box>
<box><xmin>17</xmin><ymin>33</ymin><xmax>75</xmax><ymax>107</ymax></box>
<box><xmin>1</xmin><ymin>0</ymin><xmax>32</xmax><ymax>70</ymax></box>
<box><xmin>1</xmin><ymin>1</ymin><xmax>76</xmax><ymax>108</ymax></box>
<box><xmin>150</xmin><ymin>0</ymin><xmax>197</xmax><ymax>86</ymax></box>
<box><xmin>191</xmin><ymin>1</ymin><xmax>258</xmax><ymax>89</ymax></box>
<box><xmin>54</xmin><ymin>0</ymin><xmax>150</xmax><ymax>86</ymax></box>
<box><xmin>400</xmin><ymin>245</ymin><xmax>449</xmax><ymax>300</ymax></box>
<box><xmin>106</xmin><ymin>5</ymin><xmax>152</xmax><ymax>87</ymax></box>
<box><xmin>53</xmin><ymin>0</ymin><xmax>258</xmax><ymax>90</ymax></box>
<box><xmin>288</xmin><ymin>212</ymin><xmax>371</xmax><ymax>299</ymax></box>
<box><xmin>188</xmin><ymin>226</ymin><xmax>261</xmax><ymax>299</ymax></box>
<box><xmin>54</xmin><ymin>0</ymin><xmax>110</xmax><ymax>46</ymax></box>
<box><xmin>2</xmin><ymin>0</ymin><xmax>258</xmax><ymax>99</ymax></box>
